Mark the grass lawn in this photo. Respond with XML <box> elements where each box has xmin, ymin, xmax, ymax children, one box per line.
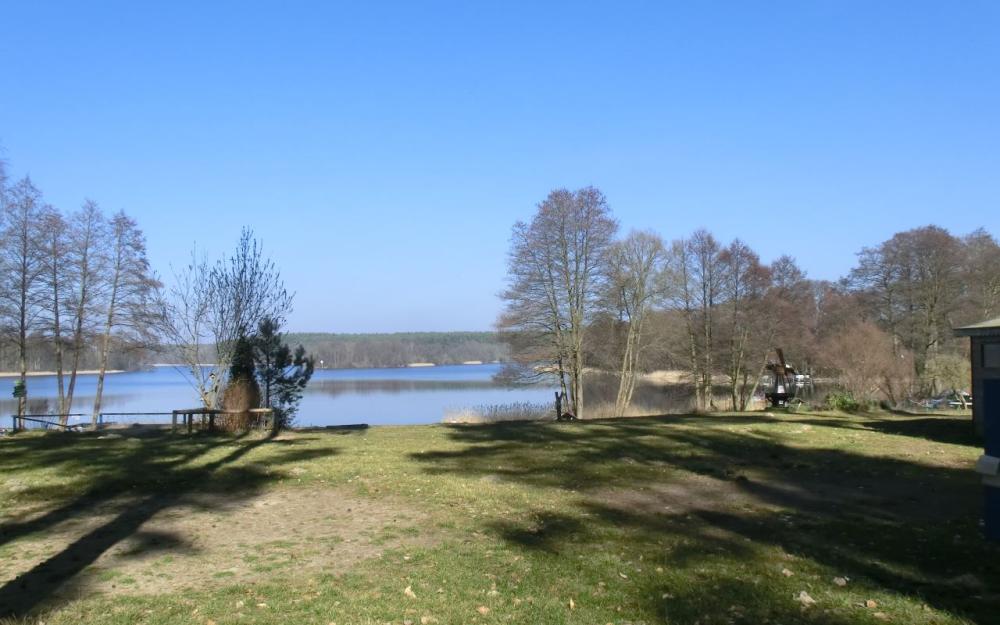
<box><xmin>0</xmin><ymin>410</ymin><xmax>997</xmax><ymax>624</ymax></box>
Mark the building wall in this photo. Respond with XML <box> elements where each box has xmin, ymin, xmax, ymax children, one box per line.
<box><xmin>972</xmin><ymin>337</ymin><xmax>1000</xmax><ymax>438</ymax></box>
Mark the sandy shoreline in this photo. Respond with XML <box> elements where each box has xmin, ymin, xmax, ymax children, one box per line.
<box><xmin>0</xmin><ymin>369</ymin><xmax>125</xmax><ymax>379</ymax></box>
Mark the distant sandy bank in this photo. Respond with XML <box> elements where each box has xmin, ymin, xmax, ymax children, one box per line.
<box><xmin>640</xmin><ymin>370</ymin><xmax>689</xmax><ymax>384</ymax></box>
<box><xmin>0</xmin><ymin>369</ymin><xmax>126</xmax><ymax>378</ymax></box>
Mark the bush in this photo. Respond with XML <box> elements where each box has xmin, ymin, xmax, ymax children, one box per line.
<box><xmin>785</xmin><ymin>399</ymin><xmax>811</xmax><ymax>414</ymax></box>
<box><xmin>825</xmin><ymin>391</ymin><xmax>861</xmax><ymax>412</ymax></box>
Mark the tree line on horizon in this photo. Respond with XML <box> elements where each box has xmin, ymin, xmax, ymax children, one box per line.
<box><xmin>1</xmin><ymin>330</ymin><xmax>510</xmax><ymax>375</ymax></box>
<box><xmin>283</xmin><ymin>332</ymin><xmax>509</xmax><ymax>369</ymax></box>
<box><xmin>499</xmin><ymin>186</ymin><xmax>1000</xmax><ymax>418</ymax></box>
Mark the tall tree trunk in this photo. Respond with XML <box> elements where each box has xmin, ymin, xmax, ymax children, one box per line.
<box><xmin>680</xmin><ymin>263</ymin><xmax>701</xmax><ymax>410</ymax></box>
<box><xmin>556</xmin><ymin>354</ymin><xmax>568</xmax><ymax>406</ymax></box>
<box><xmin>66</xmin><ymin>231</ymin><xmax>92</xmax><ymax>415</ymax></box>
<box><xmin>615</xmin><ymin>332</ymin><xmax>634</xmax><ymax>417</ymax></box>
<box><xmin>575</xmin><ymin>325</ymin><xmax>585</xmax><ymax>418</ymax></box>
<box><xmin>615</xmin><ymin>316</ymin><xmax>644</xmax><ymax>417</ymax></box>
<box><xmin>17</xmin><ymin>265</ymin><xmax>28</xmax><ymax>423</ymax></box>
<box><xmin>52</xmin><ymin>261</ymin><xmax>67</xmax><ymax>423</ymax></box>
<box><xmin>570</xmin><ymin>347</ymin><xmax>583</xmax><ymax>418</ymax></box>
<box><xmin>703</xmin><ymin>311</ymin><xmax>713</xmax><ymax>410</ymax></box>
<box><xmin>92</xmin><ymin>272</ymin><xmax>119</xmax><ymax>428</ymax></box>
<box><xmin>17</xmin><ymin>333</ymin><xmax>26</xmax><ymax>425</ymax></box>
<box><xmin>91</xmin><ymin>307</ymin><xmax>114</xmax><ymax>428</ymax></box>
<box><xmin>688</xmin><ymin>327</ymin><xmax>701</xmax><ymax>410</ymax></box>
<box><xmin>66</xmin><ymin>312</ymin><xmax>86</xmax><ymax>416</ymax></box>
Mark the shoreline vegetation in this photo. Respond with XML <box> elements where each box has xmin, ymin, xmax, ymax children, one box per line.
<box><xmin>443</xmin><ymin>369</ymin><xmax>724</xmax><ymax>424</ymax></box>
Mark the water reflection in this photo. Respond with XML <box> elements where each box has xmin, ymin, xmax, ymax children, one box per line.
<box><xmin>0</xmin><ymin>393</ymin><xmax>146</xmax><ymax>418</ymax></box>
<box><xmin>0</xmin><ymin>365</ymin><xmax>555</xmax><ymax>427</ymax></box>
<box><xmin>308</xmin><ymin>378</ymin><xmax>501</xmax><ymax>396</ymax></box>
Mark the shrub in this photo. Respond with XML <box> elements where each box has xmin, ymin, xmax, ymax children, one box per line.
<box><xmin>825</xmin><ymin>391</ymin><xmax>861</xmax><ymax>412</ymax></box>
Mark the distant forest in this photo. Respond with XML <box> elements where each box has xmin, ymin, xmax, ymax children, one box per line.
<box><xmin>0</xmin><ymin>338</ymin><xmax>155</xmax><ymax>373</ymax></box>
<box><xmin>0</xmin><ymin>332</ymin><xmax>508</xmax><ymax>373</ymax></box>
<box><xmin>284</xmin><ymin>332</ymin><xmax>509</xmax><ymax>369</ymax></box>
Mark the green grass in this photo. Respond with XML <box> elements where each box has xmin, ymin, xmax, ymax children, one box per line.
<box><xmin>0</xmin><ymin>410</ymin><xmax>997</xmax><ymax>624</ymax></box>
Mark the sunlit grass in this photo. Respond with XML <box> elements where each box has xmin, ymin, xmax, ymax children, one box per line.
<box><xmin>0</xmin><ymin>409</ymin><xmax>994</xmax><ymax>624</ymax></box>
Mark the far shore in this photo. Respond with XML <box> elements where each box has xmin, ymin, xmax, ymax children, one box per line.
<box><xmin>0</xmin><ymin>369</ymin><xmax>125</xmax><ymax>378</ymax></box>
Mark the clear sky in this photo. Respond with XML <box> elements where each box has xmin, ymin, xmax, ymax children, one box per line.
<box><xmin>2</xmin><ymin>2</ymin><xmax>998</xmax><ymax>332</ymax></box>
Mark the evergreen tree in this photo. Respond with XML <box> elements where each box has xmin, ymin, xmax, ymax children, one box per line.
<box><xmin>221</xmin><ymin>334</ymin><xmax>262</xmax><ymax>418</ymax></box>
<box><xmin>229</xmin><ymin>335</ymin><xmax>257</xmax><ymax>382</ymax></box>
<box><xmin>252</xmin><ymin>317</ymin><xmax>314</xmax><ymax>428</ymax></box>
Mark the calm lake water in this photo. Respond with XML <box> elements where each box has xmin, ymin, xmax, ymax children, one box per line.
<box><xmin>0</xmin><ymin>364</ymin><xmax>555</xmax><ymax>428</ymax></box>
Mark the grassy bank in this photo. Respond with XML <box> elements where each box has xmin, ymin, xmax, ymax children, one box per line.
<box><xmin>0</xmin><ymin>410</ymin><xmax>996</xmax><ymax>624</ymax></box>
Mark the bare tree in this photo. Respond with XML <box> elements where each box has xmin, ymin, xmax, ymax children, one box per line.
<box><xmin>164</xmin><ymin>229</ymin><xmax>292</xmax><ymax>409</ymax></box>
<box><xmin>0</xmin><ymin>152</ymin><xmax>7</xmax><ymax>203</ymax></box>
<box><xmin>606</xmin><ymin>230</ymin><xmax>665</xmax><ymax>416</ymax></box>
<box><xmin>210</xmin><ymin>229</ymin><xmax>292</xmax><ymax>371</ymax></box>
<box><xmin>850</xmin><ymin>226</ymin><xmax>964</xmax><ymax>393</ymax></box>
<box><xmin>664</xmin><ymin>230</ymin><xmax>725</xmax><ymax>410</ymax></box>
<box><xmin>718</xmin><ymin>239</ymin><xmax>772</xmax><ymax>411</ymax></box>
<box><xmin>163</xmin><ymin>250</ymin><xmax>217</xmax><ymax>407</ymax></box>
<box><xmin>91</xmin><ymin>211</ymin><xmax>160</xmax><ymax>425</ymax></box>
<box><xmin>0</xmin><ymin>178</ymin><xmax>47</xmax><ymax>421</ymax></box>
<box><xmin>821</xmin><ymin>320</ymin><xmax>914</xmax><ymax>405</ymax></box>
<box><xmin>662</xmin><ymin>240</ymin><xmax>700</xmax><ymax>407</ymax></box>
<box><xmin>37</xmin><ymin>206</ymin><xmax>70</xmax><ymax>417</ymax></box>
<box><xmin>499</xmin><ymin>187</ymin><xmax>617</xmax><ymax>418</ymax></box>
<box><xmin>962</xmin><ymin>228</ymin><xmax>1000</xmax><ymax>321</ymax></box>
<box><xmin>63</xmin><ymin>201</ymin><xmax>108</xmax><ymax>418</ymax></box>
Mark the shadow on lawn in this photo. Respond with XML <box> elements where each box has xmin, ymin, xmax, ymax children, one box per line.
<box><xmin>0</xmin><ymin>430</ymin><xmax>337</xmax><ymax>617</ymax></box>
<box><xmin>865</xmin><ymin>413</ymin><xmax>979</xmax><ymax>446</ymax></box>
<box><xmin>783</xmin><ymin>410</ymin><xmax>979</xmax><ymax>447</ymax></box>
<box><xmin>413</xmin><ymin>414</ymin><xmax>1000</xmax><ymax>624</ymax></box>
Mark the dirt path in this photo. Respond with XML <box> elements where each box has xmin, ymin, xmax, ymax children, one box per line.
<box><xmin>0</xmin><ymin>485</ymin><xmax>432</xmax><ymax>602</ymax></box>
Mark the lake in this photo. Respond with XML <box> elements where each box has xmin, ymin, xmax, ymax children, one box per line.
<box><xmin>0</xmin><ymin>364</ymin><xmax>555</xmax><ymax>428</ymax></box>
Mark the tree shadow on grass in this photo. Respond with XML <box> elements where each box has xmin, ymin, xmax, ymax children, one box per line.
<box><xmin>864</xmin><ymin>414</ymin><xmax>979</xmax><ymax>447</ymax></box>
<box><xmin>0</xmin><ymin>431</ymin><xmax>338</xmax><ymax>617</ymax></box>
<box><xmin>780</xmin><ymin>410</ymin><xmax>979</xmax><ymax>447</ymax></box>
<box><xmin>413</xmin><ymin>415</ymin><xmax>999</xmax><ymax>624</ymax></box>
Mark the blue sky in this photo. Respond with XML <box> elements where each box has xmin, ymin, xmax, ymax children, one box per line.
<box><xmin>2</xmin><ymin>2</ymin><xmax>998</xmax><ymax>332</ymax></box>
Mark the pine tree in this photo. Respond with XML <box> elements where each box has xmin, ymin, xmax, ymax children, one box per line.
<box><xmin>252</xmin><ymin>317</ymin><xmax>314</xmax><ymax>429</ymax></box>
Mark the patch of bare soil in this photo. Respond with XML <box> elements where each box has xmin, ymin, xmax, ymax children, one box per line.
<box><xmin>0</xmin><ymin>486</ymin><xmax>432</xmax><ymax>601</ymax></box>
<box><xmin>593</xmin><ymin>465</ymin><xmax>978</xmax><ymax>526</ymax></box>
<box><xmin>593</xmin><ymin>473</ymin><xmax>759</xmax><ymax>519</ymax></box>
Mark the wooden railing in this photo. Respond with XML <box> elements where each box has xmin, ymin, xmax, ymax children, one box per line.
<box><xmin>5</xmin><ymin>409</ymin><xmax>275</xmax><ymax>434</ymax></box>
<box><xmin>171</xmin><ymin>408</ymin><xmax>275</xmax><ymax>433</ymax></box>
